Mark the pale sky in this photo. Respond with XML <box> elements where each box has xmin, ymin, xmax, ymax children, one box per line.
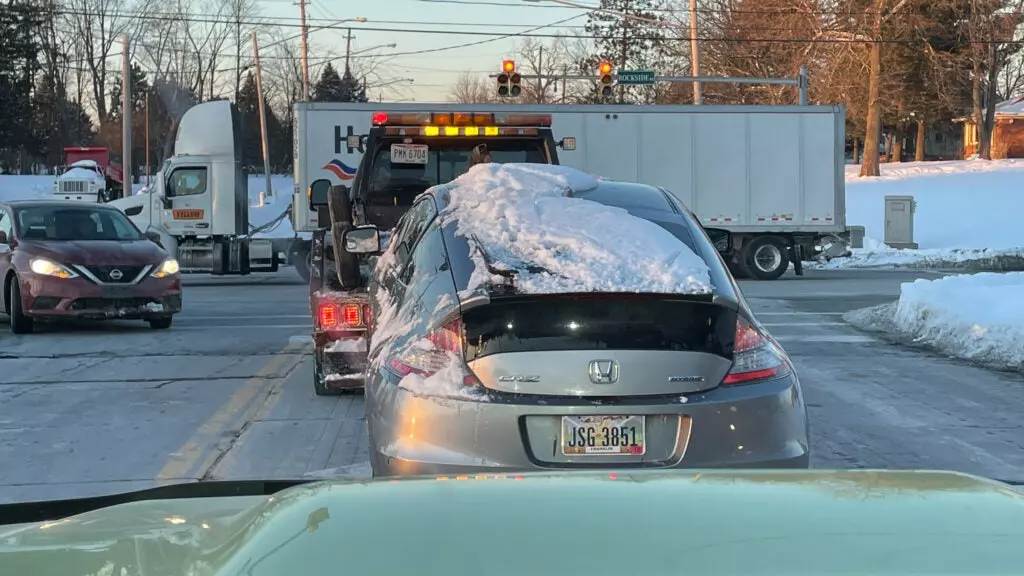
<box><xmin>257</xmin><ymin>0</ymin><xmax>597</xmax><ymax>102</ymax></box>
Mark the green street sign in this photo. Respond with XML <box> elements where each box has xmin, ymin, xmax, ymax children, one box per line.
<box><xmin>616</xmin><ymin>70</ymin><xmax>656</xmax><ymax>85</ymax></box>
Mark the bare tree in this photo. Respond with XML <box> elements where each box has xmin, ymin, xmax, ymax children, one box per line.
<box><xmin>448</xmin><ymin>73</ymin><xmax>496</xmax><ymax>103</ymax></box>
<box><xmin>514</xmin><ymin>37</ymin><xmax>573</xmax><ymax>104</ymax></box>
<box><xmin>68</xmin><ymin>0</ymin><xmax>151</xmax><ymax>122</ymax></box>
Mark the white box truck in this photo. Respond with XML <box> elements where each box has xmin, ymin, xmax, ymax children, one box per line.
<box><xmin>291</xmin><ymin>102</ymin><xmax>849</xmax><ymax>281</ymax></box>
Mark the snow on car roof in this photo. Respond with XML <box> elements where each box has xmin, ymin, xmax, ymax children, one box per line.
<box><xmin>438</xmin><ymin>163</ymin><xmax>713</xmax><ymax>297</ymax></box>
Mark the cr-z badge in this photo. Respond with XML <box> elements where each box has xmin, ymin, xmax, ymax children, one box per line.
<box><xmin>498</xmin><ymin>375</ymin><xmax>541</xmax><ymax>383</ymax></box>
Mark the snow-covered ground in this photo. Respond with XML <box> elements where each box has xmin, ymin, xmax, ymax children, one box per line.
<box><xmin>2</xmin><ymin>157</ymin><xmax>1021</xmax><ymax>256</ymax></box>
<box><xmin>846</xmin><ymin>272</ymin><xmax>1024</xmax><ymax>371</ymax></box>
<box><xmin>821</xmin><ymin>159</ymin><xmax>1024</xmax><ymax>269</ymax></box>
<box><xmin>0</xmin><ymin>173</ymin><xmax>299</xmax><ymax>238</ymax></box>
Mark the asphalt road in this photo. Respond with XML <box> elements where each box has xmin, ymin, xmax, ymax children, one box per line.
<box><xmin>1</xmin><ymin>267</ymin><xmax>1022</xmax><ymax>504</ymax></box>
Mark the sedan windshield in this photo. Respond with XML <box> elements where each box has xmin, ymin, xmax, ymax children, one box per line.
<box><xmin>14</xmin><ymin>206</ymin><xmax>142</xmax><ymax>241</ymax></box>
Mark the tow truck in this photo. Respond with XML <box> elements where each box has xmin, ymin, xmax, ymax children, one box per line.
<box><xmin>305</xmin><ymin>109</ymin><xmax>573</xmax><ymax>395</ymax></box>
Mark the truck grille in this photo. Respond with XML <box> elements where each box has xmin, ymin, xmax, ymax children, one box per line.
<box><xmin>59</xmin><ymin>180</ymin><xmax>88</xmax><ymax>194</ymax></box>
<box><xmin>84</xmin><ymin>265</ymin><xmax>145</xmax><ymax>283</ymax></box>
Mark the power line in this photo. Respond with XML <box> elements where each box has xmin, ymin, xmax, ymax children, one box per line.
<box><xmin>48</xmin><ymin>9</ymin><xmax>1024</xmax><ymax>45</ymax></box>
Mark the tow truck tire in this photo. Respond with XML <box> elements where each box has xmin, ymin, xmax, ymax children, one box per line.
<box><xmin>8</xmin><ymin>278</ymin><xmax>34</xmax><ymax>334</ymax></box>
<box><xmin>148</xmin><ymin>317</ymin><xmax>173</xmax><ymax>330</ymax></box>
<box><xmin>740</xmin><ymin>236</ymin><xmax>790</xmax><ymax>281</ymax></box>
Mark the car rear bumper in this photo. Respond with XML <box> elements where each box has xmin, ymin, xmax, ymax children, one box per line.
<box><xmin>19</xmin><ymin>272</ymin><xmax>182</xmax><ymax>319</ymax></box>
<box><xmin>368</xmin><ymin>372</ymin><xmax>810</xmax><ymax>478</ymax></box>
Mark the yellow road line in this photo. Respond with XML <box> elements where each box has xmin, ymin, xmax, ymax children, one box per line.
<box><xmin>201</xmin><ymin>361</ymin><xmax>297</xmax><ymax>480</ymax></box>
<box><xmin>155</xmin><ymin>344</ymin><xmax>307</xmax><ymax>483</ymax></box>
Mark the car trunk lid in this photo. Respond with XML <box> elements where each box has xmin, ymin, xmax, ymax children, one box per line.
<box><xmin>460</xmin><ymin>292</ymin><xmax>738</xmax><ymax>397</ymax></box>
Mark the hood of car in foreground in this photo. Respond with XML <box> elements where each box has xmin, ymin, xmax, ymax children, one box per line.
<box><xmin>17</xmin><ymin>239</ymin><xmax>167</xmax><ymax>267</ymax></box>
<box><xmin>0</xmin><ymin>469</ymin><xmax>1022</xmax><ymax>574</ymax></box>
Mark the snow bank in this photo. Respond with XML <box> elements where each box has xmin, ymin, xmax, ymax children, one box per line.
<box><xmin>442</xmin><ymin>163</ymin><xmax>713</xmax><ymax>297</ymax></box>
<box><xmin>888</xmin><ymin>272</ymin><xmax>1024</xmax><ymax>370</ymax></box>
<box><xmin>814</xmin><ymin>236</ymin><xmax>1024</xmax><ymax>270</ymax></box>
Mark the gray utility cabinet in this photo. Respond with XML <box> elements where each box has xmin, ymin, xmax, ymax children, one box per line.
<box><xmin>884</xmin><ymin>195</ymin><xmax>918</xmax><ymax>249</ymax></box>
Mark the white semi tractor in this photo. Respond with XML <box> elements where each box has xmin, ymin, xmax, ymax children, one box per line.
<box><xmin>109</xmin><ymin>99</ymin><xmax>289</xmax><ymax>274</ymax></box>
<box><xmin>291</xmin><ymin>102</ymin><xmax>852</xmax><ymax>280</ymax></box>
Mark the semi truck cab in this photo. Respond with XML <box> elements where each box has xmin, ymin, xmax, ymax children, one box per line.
<box><xmin>109</xmin><ymin>100</ymin><xmax>279</xmax><ymax>275</ymax></box>
<box><xmin>307</xmin><ymin>110</ymin><xmax>573</xmax><ymax>395</ymax></box>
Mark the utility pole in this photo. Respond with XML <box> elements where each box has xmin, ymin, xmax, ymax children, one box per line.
<box><xmin>144</xmin><ymin>93</ymin><xmax>150</xmax><ymax>186</ymax></box>
<box><xmin>561</xmin><ymin>66</ymin><xmax>567</xmax><ymax>103</ymax></box>
<box><xmin>121</xmin><ymin>34</ymin><xmax>132</xmax><ymax>199</ymax></box>
<box><xmin>251</xmin><ymin>31</ymin><xmax>273</xmax><ymax>200</ymax></box>
<box><xmin>689</xmin><ymin>0</ymin><xmax>701</xmax><ymax>104</ymax></box>
<box><xmin>298</xmin><ymin>0</ymin><xmax>310</xmax><ymax>100</ymax></box>
<box><xmin>344</xmin><ymin>28</ymin><xmax>353</xmax><ymax>73</ymax></box>
<box><xmin>618</xmin><ymin>0</ymin><xmax>630</xmax><ymax>103</ymax></box>
<box><xmin>537</xmin><ymin>45</ymin><xmax>544</xmax><ymax>103</ymax></box>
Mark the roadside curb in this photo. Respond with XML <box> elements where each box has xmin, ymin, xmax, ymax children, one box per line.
<box><xmin>843</xmin><ymin>302</ymin><xmax>1024</xmax><ymax>375</ymax></box>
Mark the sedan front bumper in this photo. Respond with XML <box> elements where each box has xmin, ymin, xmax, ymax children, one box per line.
<box><xmin>19</xmin><ymin>272</ymin><xmax>182</xmax><ymax>320</ymax></box>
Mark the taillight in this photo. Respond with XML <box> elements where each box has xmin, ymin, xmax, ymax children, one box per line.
<box><xmin>722</xmin><ymin>316</ymin><xmax>790</xmax><ymax>385</ymax></box>
<box><xmin>318</xmin><ymin>302</ymin><xmax>367</xmax><ymax>330</ymax></box>
<box><xmin>387</xmin><ymin>317</ymin><xmax>480</xmax><ymax>390</ymax></box>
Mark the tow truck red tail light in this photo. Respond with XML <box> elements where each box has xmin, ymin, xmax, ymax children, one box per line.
<box><xmin>722</xmin><ymin>316</ymin><xmax>790</xmax><ymax>385</ymax></box>
<box><xmin>317</xmin><ymin>301</ymin><xmax>367</xmax><ymax>330</ymax></box>
<box><xmin>387</xmin><ymin>316</ymin><xmax>481</xmax><ymax>388</ymax></box>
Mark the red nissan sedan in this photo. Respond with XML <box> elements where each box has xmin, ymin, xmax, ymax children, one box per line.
<box><xmin>0</xmin><ymin>200</ymin><xmax>182</xmax><ymax>334</ymax></box>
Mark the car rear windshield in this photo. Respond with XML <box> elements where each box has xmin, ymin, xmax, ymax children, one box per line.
<box><xmin>14</xmin><ymin>206</ymin><xmax>142</xmax><ymax>242</ymax></box>
<box><xmin>461</xmin><ymin>294</ymin><xmax>736</xmax><ymax>362</ymax></box>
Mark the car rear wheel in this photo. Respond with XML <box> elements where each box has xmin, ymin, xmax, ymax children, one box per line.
<box><xmin>8</xmin><ymin>278</ymin><xmax>34</xmax><ymax>334</ymax></box>
<box><xmin>148</xmin><ymin>317</ymin><xmax>173</xmax><ymax>330</ymax></box>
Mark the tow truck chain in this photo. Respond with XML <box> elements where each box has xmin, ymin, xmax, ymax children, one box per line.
<box><xmin>245</xmin><ymin>204</ymin><xmax>293</xmax><ymax>239</ymax></box>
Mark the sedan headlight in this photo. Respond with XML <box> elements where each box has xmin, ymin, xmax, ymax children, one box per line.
<box><xmin>29</xmin><ymin>258</ymin><xmax>78</xmax><ymax>279</ymax></box>
<box><xmin>151</xmin><ymin>258</ymin><xmax>180</xmax><ymax>278</ymax></box>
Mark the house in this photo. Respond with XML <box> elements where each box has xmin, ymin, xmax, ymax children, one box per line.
<box><xmin>958</xmin><ymin>97</ymin><xmax>1024</xmax><ymax>159</ymax></box>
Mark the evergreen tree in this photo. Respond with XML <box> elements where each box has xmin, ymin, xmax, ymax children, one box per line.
<box><xmin>0</xmin><ymin>0</ymin><xmax>43</xmax><ymax>170</ymax></box>
<box><xmin>583</xmin><ymin>0</ymin><xmax>670</xmax><ymax>104</ymax></box>
<box><xmin>32</xmin><ymin>72</ymin><xmax>95</xmax><ymax>166</ymax></box>
<box><xmin>237</xmin><ymin>71</ymin><xmax>286</xmax><ymax>172</ymax></box>
<box><xmin>312</xmin><ymin>63</ymin><xmax>368</xmax><ymax>103</ymax></box>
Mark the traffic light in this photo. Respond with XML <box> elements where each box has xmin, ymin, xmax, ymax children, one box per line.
<box><xmin>598</xmin><ymin>61</ymin><xmax>614</xmax><ymax>98</ymax></box>
<box><xmin>498</xmin><ymin>59</ymin><xmax>522</xmax><ymax>98</ymax></box>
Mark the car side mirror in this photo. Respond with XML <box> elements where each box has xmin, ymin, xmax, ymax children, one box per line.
<box><xmin>342</xmin><ymin>225</ymin><xmax>381</xmax><ymax>254</ymax></box>
<box><xmin>144</xmin><ymin>230</ymin><xmax>164</xmax><ymax>247</ymax></box>
<box><xmin>309</xmin><ymin>179</ymin><xmax>332</xmax><ymax>209</ymax></box>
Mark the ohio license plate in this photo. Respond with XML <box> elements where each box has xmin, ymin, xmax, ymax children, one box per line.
<box><xmin>390</xmin><ymin>144</ymin><xmax>428</xmax><ymax>165</ymax></box>
<box><xmin>561</xmin><ymin>415</ymin><xmax>645</xmax><ymax>456</ymax></box>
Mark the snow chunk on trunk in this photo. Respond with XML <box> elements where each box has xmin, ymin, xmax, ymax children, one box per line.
<box><xmin>441</xmin><ymin>163</ymin><xmax>712</xmax><ymax>296</ymax></box>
